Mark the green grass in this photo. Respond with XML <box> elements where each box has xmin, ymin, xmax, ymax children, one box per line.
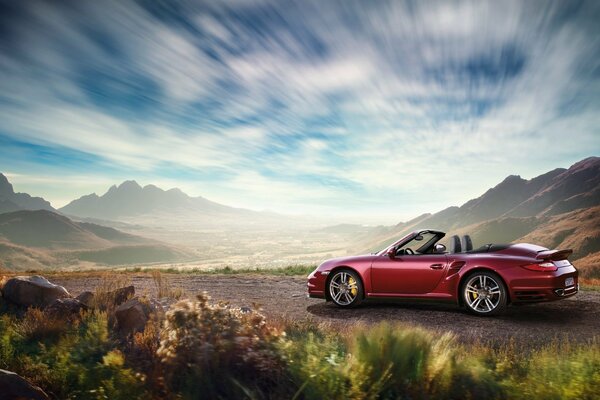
<box><xmin>1</xmin><ymin>291</ymin><xmax>599</xmax><ymax>399</ymax></box>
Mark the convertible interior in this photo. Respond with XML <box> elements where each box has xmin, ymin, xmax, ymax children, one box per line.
<box><xmin>394</xmin><ymin>232</ymin><xmax>507</xmax><ymax>256</ymax></box>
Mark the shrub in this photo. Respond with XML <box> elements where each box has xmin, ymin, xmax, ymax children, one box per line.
<box><xmin>157</xmin><ymin>292</ymin><xmax>285</xmax><ymax>398</ymax></box>
<box><xmin>283</xmin><ymin>322</ymin><xmax>503</xmax><ymax>400</ymax></box>
<box><xmin>0</xmin><ymin>310</ymin><xmax>147</xmax><ymax>399</ymax></box>
<box><xmin>17</xmin><ymin>307</ymin><xmax>70</xmax><ymax>342</ymax></box>
<box><xmin>502</xmin><ymin>340</ymin><xmax>600</xmax><ymax>400</ymax></box>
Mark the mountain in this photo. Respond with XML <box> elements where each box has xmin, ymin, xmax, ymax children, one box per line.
<box><xmin>0</xmin><ymin>173</ymin><xmax>54</xmax><ymax>213</ymax></box>
<box><xmin>356</xmin><ymin>157</ymin><xmax>600</xmax><ymax>277</ymax></box>
<box><xmin>60</xmin><ymin>180</ymin><xmax>253</xmax><ymax>220</ymax></box>
<box><xmin>0</xmin><ymin>209</ymin><xmax>192</xmax><ymax>269</ymax></box>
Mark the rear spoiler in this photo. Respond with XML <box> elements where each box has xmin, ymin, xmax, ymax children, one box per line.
<box><xmin>536</xmin><ymin>249</ymin><xmax>573</xmax><ymax>261</ymax></box>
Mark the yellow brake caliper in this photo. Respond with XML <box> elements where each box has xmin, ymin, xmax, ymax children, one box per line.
<box><xmin>349</xmin><ymin>277</ymin><xmax>358</xmax><ymax>296</ymax></box>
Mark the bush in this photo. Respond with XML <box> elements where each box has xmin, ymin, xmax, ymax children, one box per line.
<box><xmin>157</xmin><ymin>292</ymin><xmax>285</xmax><ymax>398</ymax></box>
<box><xmin>0</xmin><ymin>289</ymin><xmax>599</xmax><ymax>399</ymax></box>
<box><xmin>501</xmin><ymin>341</ymin><xmax>600</xmax><ymax>400</ymax></box>
<box><xmin>0</xmin><ymin>311</ymin><xmax>146</xmax><ymax>399</ymax></box>
<box><xmin>282</xmin><ymin>322</ymin><xmax>502</xmax><ymax>400</ymax></box>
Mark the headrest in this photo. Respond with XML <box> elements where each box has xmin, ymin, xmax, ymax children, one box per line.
<box><xmin>447</xmin><ymin>235</ymin><xmax>462</xmax><ymax>253</ymax></box>
<box><xmin>461</xmin><ymin>235</ymin><xmax>473</xmax><ymax>252</ymax></box>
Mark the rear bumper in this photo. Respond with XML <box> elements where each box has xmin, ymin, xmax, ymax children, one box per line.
<box><xmin>509</xmin><ymin>266</ymin><xmax>578</xmax><ymax>302</ymax></box>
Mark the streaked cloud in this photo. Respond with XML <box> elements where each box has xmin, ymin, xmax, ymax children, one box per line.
<box><xmin>0</xmin><ymin>0</ymin><xmax>598</xmax><ymax>221</ymax></box>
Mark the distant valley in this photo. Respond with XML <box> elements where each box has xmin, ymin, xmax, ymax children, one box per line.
<box><xmin>0</xmin><ymin>156</ymin><xmax>598</xmax><ymax>275</ymax></box>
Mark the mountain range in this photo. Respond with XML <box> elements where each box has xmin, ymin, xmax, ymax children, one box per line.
<box><xmin>0</xmin><ymin>156</ymin><xmax>598</xmax><ymax>274</ymax></box>
<box><xmin>60</xmin><ymin>180</ymin><xmax>246</xmax><ymax>219</ymax></box>
<box><xmin>356</xmin><ymin>157</ymin><xmax>600</xmax><ymax>277</ymax></box>
<box><xmin>58</xmin><ymin>179</ymin><xmax>288</xmax><ymax>230</ymax></box>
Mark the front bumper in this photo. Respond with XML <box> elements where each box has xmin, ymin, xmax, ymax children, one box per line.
<box><xmin>307</xmin><ymin>268</ymin><xmax>327</xmax><ymax>299</ymax></box>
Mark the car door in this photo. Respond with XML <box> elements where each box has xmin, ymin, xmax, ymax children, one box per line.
<box><xmin>371</xmin><ymin>254</ymin><xmax>448</xmax><ymax>294</ymax></box>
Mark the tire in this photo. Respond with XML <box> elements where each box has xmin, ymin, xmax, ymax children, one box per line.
<box><xmin>328</xmin><ymin>269</ymin><xmax>363</xmax><ymax>308</ymax></box>
<box><xmin>462</xmin><ymin>271</ymin><xmax>507</xmax><ymax>316</ymax></box>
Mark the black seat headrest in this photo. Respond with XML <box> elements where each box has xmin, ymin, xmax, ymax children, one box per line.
<box><xmin>447</xmin><ymin>235</ymin><xmax>461</xmax><ymax>253</ymax></box>
<box><xmin>461</xmin><ymin>235</ymin><xmax>473</xmax><ymax>252</ymax></box>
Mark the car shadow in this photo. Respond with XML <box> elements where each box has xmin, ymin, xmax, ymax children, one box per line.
<box><xmin>306</xmin><ymin>297</ymin><xmax>590</xmax><ymax>325</ymax></box>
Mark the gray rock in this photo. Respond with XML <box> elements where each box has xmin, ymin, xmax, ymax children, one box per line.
<box><xmin>0</xmin><ymin>369</ymin><xmax>49</xmax><ymax>400</ymax></box>
<box><xmin>45</xmin><ymin>298</ymin><xmax>87</xmax><ymax>320</ymax></box>
<box><xmin>115</xmin><ymin>297</ymin><xmax>161</xmax><ymax>334</ymax></box>
<box><xmin>2</xmin><ymin>276</ymin><xmax>70</xmax><ymax>308</ymax></box>
<box><xmin>96</xmin><ymin>285</ymin><xmax>135</xmax><ymax>310</ymax></box>
<box><xmin>75</xmin><ymin>291</ymin><xmax>95</xmax><ymax>307</ymax></box>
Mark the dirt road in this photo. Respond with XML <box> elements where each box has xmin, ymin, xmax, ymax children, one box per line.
<box><xmin>52</xmin><ymin>274</ymin><xmax>600</xmax><ymax>346</ymax></box>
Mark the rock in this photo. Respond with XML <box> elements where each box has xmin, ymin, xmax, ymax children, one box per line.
<box><xmin>0</xmin><ymin>369</ymin><xmax>49</xmax><ymax>400</ymax></box>
<box><xmin>1</xmin><ymin>276</ymin><xmax>70</xmax><ymax>308</ymax></box>
<box><xmin>96</xmin><ymin>285</ymin><xmax>135</xmax><ymax>309</ymax></box>
<box><xmin>45</xmin><ymin>298</ymin><xmax>87</xmax><ymax>320</ymax></box>
<box><xmin>75</xmin><ymin>291</ymin><xmax>95</xmax><ymax>307</ymax></box>
<box><xmin>115</xmin><ymin>297</ymin><xmax>161</xmax><ymax>334</ymax></box>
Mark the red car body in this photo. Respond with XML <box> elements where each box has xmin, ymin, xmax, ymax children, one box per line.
<box><xmin>307</xmin><ymin>229</ymin><xmax>578</xmax><ymax>310</ymax></box>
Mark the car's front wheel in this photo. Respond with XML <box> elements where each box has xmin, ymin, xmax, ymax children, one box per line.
<box><xmin>328</xmin><ymin>270</ymin><xmax>363</xmax><ymax>308</ymax></box>
<box><xmin>462</xmin><ymin>271</ymin><xmax>507</xmax><ymax>316</ymax></box>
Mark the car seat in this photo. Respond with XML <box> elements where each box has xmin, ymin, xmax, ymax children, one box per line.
<box><xmin>447</xmin><ymin>235</ymin><xmax>462</xmax><ymax>253</ymax></box>
<box><xmin>461</xmin><ymin>235</ymin><xmax>473</xmax><ymax>252</ymax></box>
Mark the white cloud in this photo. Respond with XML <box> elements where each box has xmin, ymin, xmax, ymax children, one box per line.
<box><xmin>0</xmin><ymin>0</ymin><xmax>598</xmax><ymax>221</ymax></box>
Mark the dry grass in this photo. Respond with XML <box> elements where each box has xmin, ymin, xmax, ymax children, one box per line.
<box><xmin>151</xmin><ymin>270</ymin><xmax>184</xmax><ymax>299</ymax></box>
<box><xmin>92</xmin><ymin>272</ymin><xmax>134</xmax><ymax>328</ymax></box>
<box><xmin>17</xmin><ymin>307</ymin><xmax>71</xmax><ymax>341</ymax></box>
<box><xmin>580</xmin><ymin>278</ymin><xmax>600</xmax><ymax>290</ymax></box>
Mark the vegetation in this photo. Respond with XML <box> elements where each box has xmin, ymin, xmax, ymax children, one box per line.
<box><xmin>0</xmin><ymin>285</ymin><xmax>599</xmax><ymax>400</ymax></box>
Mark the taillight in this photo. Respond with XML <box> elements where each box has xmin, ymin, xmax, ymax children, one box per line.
<box><xmin>522</xmin><ymin>262</ymin><xmax>558</xmax><ymax>272</ymax></box>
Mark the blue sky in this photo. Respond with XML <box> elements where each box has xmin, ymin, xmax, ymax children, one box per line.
<box><xmin>0</xmin><ymin>0</ymin><xmax>598</xmax><ymax>223</ymax></box>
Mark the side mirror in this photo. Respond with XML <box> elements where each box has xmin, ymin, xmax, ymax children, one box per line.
<box><xmin>386</xmin><ymin>247</ymin><xmax>396</xmax><ymax>258</ymax></box>
<box><xmin>434</xmin><ymin>243</ymin><xmax>446</xmax><ymax>254</ymax></box>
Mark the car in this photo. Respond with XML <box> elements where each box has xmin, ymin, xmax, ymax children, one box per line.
<box><xmin>307</xmin><ymin>229</ymin><xmax>578</xmax><ymax>316</ymax></box>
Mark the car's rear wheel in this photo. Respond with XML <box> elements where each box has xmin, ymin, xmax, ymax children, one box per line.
<box><xmin>462</xmin><ymin>271</ymin><xmax>507</xmax><ymax>316</ymax></box>
<box><xmin>328</xmin><ymin>270</ymin><xmax>363</xmax><ymax>308</ymax></box>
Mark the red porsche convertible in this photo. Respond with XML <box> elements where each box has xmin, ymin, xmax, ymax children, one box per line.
<box><xmin>307</xmin><ymin>229</ymin><xmax>578</xmax><ymax>316</ymax></box>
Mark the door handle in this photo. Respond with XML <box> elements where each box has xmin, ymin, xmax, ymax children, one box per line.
<box><xmin>429</xmin><ymin>264</ymin><xmax>444</xmax><ymax>270</ymax></box>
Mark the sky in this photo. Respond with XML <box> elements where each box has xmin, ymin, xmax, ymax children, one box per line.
<box><xmin>0</xmin><ymin>0</ymin><xmax>599</xmax><ymax>223</ymax></box>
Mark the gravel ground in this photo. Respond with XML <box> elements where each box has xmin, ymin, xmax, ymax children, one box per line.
<box><xmin>52</xmin><ymin>274</ymin><xmax>600</xmax><ymax>347</ymax></box>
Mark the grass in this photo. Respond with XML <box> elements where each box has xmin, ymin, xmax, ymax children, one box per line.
<box><xmin>1</xmin><ymin>291</ymin><xmax>598</xmax><ymax>399</ymax></box>
<box><xmin>7</xmin><ymin>263</ymin><xmax>318</xmax><ymax>278</ymax></box>
<box><xmin>128</xmin><ymin>264</ymin><xmax>317</xmax><ymax>276</ymax></box>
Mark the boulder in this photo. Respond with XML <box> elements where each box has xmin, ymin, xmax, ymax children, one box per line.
<box><xmin>0</xmin><ymin>369</ymin><xmax>49</xmax><ymax>400</ymax></box>
<box><xmin>97</xmin><ymin>285</ymin><xmax>135</xmax><ymax>310</ymax></box>
<box><xmin>45</xmin><ymin>298</ymin><xmax>87</xmax><ymax>320</ymax></box>
<box><xmin>75</xmin><ymin>291</ymin><xmax>95</xmax><ymax>307</ymax></box>
<box><xmin>1</xmin><ymin>276</ymin><xmax>70</xmax><ymax>308</ymax></box>
<box><xmin>115</xmin><ymin>297</ymin><xmax>161</xmax><ymax>334</ymax></box>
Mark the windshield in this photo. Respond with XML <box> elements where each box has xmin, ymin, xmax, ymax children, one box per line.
<box><xmin>376</xmin><ymin>230</ymin><xmax>445</xmax><ymax>256</ymax></box>
<box><xmin>396</xmin><ymin>232</ymin><xmax>439</xmax><ymax>254</ymax></box>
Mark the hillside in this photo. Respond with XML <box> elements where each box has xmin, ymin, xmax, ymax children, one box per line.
<box><xmin>0</xmin><ymin>209</ymin><xmax>149</xmax><ymax>250</ymax></box>
<box><xmin>356</xmin><ymin>157</ymin><xmax>600</xmax><ymax>277</ymax></box>
<box><xmin>0</xmin><ymin>210</ymin><xmax>193</xmax><ymax>269</ymax></box>
<box><xmin>0</xmin><ymin>173</ymin><xmax>54</xmax><ymax>212</ymax></box>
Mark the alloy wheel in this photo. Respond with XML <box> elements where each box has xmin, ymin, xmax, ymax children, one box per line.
<box><xmin>463</xmin><ymin>273</ymin><xmax>506</xmax><ymax>315</ymax></box>
<box><xmin>329</xmin><ymin>271</ymin><xmax>361</xmax><ymax>307</ymax></box>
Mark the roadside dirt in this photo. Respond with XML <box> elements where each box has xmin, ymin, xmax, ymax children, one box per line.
<box><xmin>51</xmin><ymin>274</ymin><xmax>600</xmax><ymax>347</ymax></box>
